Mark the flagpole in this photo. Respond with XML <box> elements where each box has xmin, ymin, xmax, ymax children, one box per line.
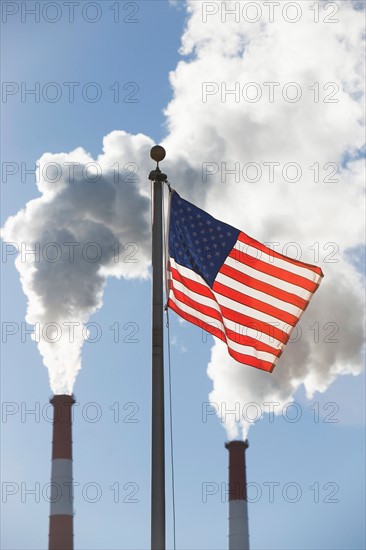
<box><xmin>149</xmin><ymin>145</ymin><xmax>167</xmax><ymax>550</ymax></box>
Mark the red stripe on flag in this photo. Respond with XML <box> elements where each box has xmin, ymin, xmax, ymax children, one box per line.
<box><xmin>171</xmin><ymin>263</ymin><xmax>304</xmax><ymax>326</ymax></box>
<box><xmin>168</xmin><ymin>298</ymin><xmax>276</xmax><ymax>372</ymax></box>
<box><xmin>213</xmin><ymin>279</ymin><xmax>299</xmax><ymax>326</ymax></box>
<box><xmin>237</xmin><ymin>232</ymin><xmax>324</xmax><ymax>277</ymax></box>
<box><xmin>219</xmin><ymin>263</ymin><xmax>308</xmax><ymax>309</ymax></box>
<box><xmin>170</xmin><ymin>281</ymin><xmax>282</xmax><ymax>355</ymax></box>
<box><xmin>224</xmin><ymin>326</ymin><xmax>282</xmax><ymax>356</ymax></box>
<box><xmin>218</xmin><ymin>303</ymin><xmax>289</xmax><ymax>344</ymax></box>
<box><xmin>170</xmin><ymin>285</ymin><xmax>223</xmax><ymax>325</ymax></box>
<box><xmin>170</xmin><ymin>282</ymin><xmax>289</xmax><ymax>345</ymax></box>
<box><xmin>170</xmin><ymin>266</ymin><xmax>213</xmax><ymax>299</ymax></box>
<box><xmin>228</xmin><ymin>249</ymin><xmax>319</xmax><ymax>293</ymax></box>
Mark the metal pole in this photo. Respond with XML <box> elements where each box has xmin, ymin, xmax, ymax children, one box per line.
<box><xmin>149</xmin><ymin>146</ymin><xmax>167</xmax><ymax>550</ymax></box>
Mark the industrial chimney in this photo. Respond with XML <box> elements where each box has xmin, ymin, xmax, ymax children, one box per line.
<box><xmin>49</xmin><ymin>394</ymin><xmax>75</xmax><ymax>550</ymax></box>
<box><xmin>225</xmin><ymin>440</ymin><xmax>250</xmax><ymax>550</ymax></box>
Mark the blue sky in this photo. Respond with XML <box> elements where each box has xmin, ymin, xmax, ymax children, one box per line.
<box><xmin>1</xmin><ymin>2</ymin><xmax>365</xmax><ymax>550</ymax></box>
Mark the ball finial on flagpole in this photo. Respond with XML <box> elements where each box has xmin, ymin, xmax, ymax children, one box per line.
<box><xmin>150</xmin><ymin>145</ymin><xmax>166</xmax><ymax>163</ymax></box>
<box><xmin>149</xmin><ymin>145</ymin><xmax>167</xmax><ymax>182</ymax></box>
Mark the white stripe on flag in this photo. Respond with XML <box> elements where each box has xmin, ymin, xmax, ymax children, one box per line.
<box><xmin>225</xmin><ymin>255</ymin><xmax>311</xmax><ymax>300</ymax></box>
<box><xmin>234</xmin><ymin>240</ymin><xmax>320</xmax><ymax>282</ymax></box>
<box><xmin>170</xmin><ymin>266</ymin><xmax>284</xmax><ymax>350</ymax></box>
<box><xmin>215</xmin><ymin>270</ymin><xmax>302</xmax><ymax>317</ymax></box>
<box><xmin>169</xmin><ymin>292</ymin><xmax>279</xmax><ymax>363</ymax></box>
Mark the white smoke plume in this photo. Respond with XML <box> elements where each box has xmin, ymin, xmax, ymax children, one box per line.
<box><xmin>164</xmin><ymin>0</ymin><xmax>365</xmax><ymax>438</ymax></box>
<box><xmin>2</xmin><ymin>133</ymin><xmax>155</xmax><ymax>394</ymax></box>
<box><xmin>2</xmin><ymin>0</ymin><xmax>365</xmax><ymax>427</ymax></box>
<box><xmin>1</xmin><ymin>131</ymin><xmax>197</xmax><ymax>395</ymax></box>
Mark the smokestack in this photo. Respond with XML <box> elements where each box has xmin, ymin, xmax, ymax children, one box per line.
<box><xmin>225</xmin><ymin>440</ymin><xmax>250</xmax><ymax>550</ymax></box>
<box><xmin>49</xmin><ymin>394</ymin><xmax>75</xmax><ymax>550</ymax></box>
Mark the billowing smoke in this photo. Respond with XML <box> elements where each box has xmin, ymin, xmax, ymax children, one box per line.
<box><xmin>164</xmin><ymin>0</ymin><xmax>365</xmax><ymax>438</ymax></box>
<box><xmin>1</xmin><ymin>131</ymin><xmax>197</xmax><ymax>395</ymax></box>
<box><xmin>2</xmin><ymin>0</ymin><xmax>365</xmax><ymax>425</ymax></box>
<box><xmin>1</xmin><ymin>132</ymin><xmax>155</xmax><ymax>394</ymax></box>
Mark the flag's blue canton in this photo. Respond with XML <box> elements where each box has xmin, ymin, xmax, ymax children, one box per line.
<box><xmin>169</xmin><ymin>191</ymin><xmax>240</xmax><ymax>288</ymax></box>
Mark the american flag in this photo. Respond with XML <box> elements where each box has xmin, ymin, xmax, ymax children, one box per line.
<box><xmin>167</xmin><ymin>191</ymin><xmax>324</xmax><ymax>372</ymax></box>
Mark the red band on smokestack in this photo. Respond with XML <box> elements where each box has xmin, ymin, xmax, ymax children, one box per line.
<box><xmin>49</xmin><ymin>517</ymin><xmax>73</xmax><ymax>550</ymax></box>
<box><xmin>49</xmin><ymin>394</ymin><xmax>75</xmax><ymax>550</ymax></box>
<box><xmin>50</xmin><ymin>395</ymin><xmax>75</xmax><ymax>459</ymax></box>
<box><xmin>225</xmin><ymin>440</ymin><xmax>249</xmax><ymax>501</ymax></box>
